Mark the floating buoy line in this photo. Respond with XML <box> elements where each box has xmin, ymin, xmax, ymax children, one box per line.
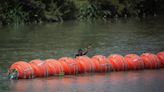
<box><xmin>8</xmin><ymin>52</ymin><xmax>164</xmax><ymax>79</ymax></box>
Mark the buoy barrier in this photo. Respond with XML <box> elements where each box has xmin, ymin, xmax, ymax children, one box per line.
<box><xmin>75</xmin><ymin>56</ymin><xmax>95</xmax><ymax>73</ymax></box>
<box><xmin>92</xmin><ymin>55</ymin><xmax>111</xmax><ymax>72</ymax></box>
<box><xmin>157</xmin><ymin>51</ymin><xmax>164</xmax><ymax>68</ymax></box>
<box><xmin>140</xmin><ymin>53</ymin><xmax>160</xmax><ymax>69</ymax></box>
<box><xmin>8</xmin><ymin>51</ymin><xmax>164</xmax><ymax>79</ymax></box>
<box><xmin>124</xmin><ymin>54</ymin><xmax>144</xmax><ymax>70</ymax></box>
<box><xmin>29</xmin><ymin>59</ymin><xmax>47</xmax><ymax>77</ymax></box>
<box><xmin>59</xmin><ymin>57</ymin><xmax>77</xmax><ymax>75</ymax></box>
<box><xmin>108</xmin><ymin>54</ymin><xmax>126</xmax><ymax>71</ymax></box>
<box><xmin>45</xmin><ymin>59</ymin><xmax>64</xmax><ymax>75</ymax></box>
<box><xmin>8</xmin><ymin>61</ymin><xmax>34</xmax><ymax>79</ymax></box>
<box><xmin>45</xmin><ymin>59</ymin><xmax>62</xmax><ymax>76</ymax></box>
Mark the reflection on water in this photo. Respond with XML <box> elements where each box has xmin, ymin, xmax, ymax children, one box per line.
<box><xmin>8</xmin><ymin>70</ymin><xmax>164</xmax><ymax>92</ymax></box>
<box><xmin>0</xmin><ymin>16</ymin><xmax>164</xmax><ymax>92</ymax></box>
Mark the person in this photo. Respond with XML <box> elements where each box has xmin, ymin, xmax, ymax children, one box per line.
<box><xmin>75</xmin><ymin>48</ymin><xmax>89</xmax><ymax>58</ymax></box>
<box><xmin>75</xmin><ymin>44</ymin><xmax>93</xmax><ymax>58</ymax></box>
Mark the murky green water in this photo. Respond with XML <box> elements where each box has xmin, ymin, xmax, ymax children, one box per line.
<box><xmin>0</xmin><ymin>16</ymin><xmax>164</xmax><ymax>92</ymax></box>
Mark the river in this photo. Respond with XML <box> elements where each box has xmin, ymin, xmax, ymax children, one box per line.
<box><xmin>0</xmin><ymin>16</ymin><xmax>164</xmax><ymax>92</ymax></box>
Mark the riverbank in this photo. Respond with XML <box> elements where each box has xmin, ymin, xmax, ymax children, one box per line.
<box><xmin>0</xmin><ymin>0</ymin><xmax>164</xmax><ymax>25</ymax></box>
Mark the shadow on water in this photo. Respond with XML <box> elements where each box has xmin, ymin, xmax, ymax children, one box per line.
<box><xmin>0</xmin><ymin>16</ymin><xmax>164</xmax><ymax>92</ymax></box>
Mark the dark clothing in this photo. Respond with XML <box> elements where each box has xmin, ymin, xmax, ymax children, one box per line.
<box><xmin>75</xmin><ymin>49</ymin><xmax>88</xmax><ymax>58</ymax></box>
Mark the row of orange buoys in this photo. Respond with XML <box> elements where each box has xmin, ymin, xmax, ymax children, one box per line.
<box><xmin>8</xmin><ymin>51</ymin><xmax>164</xmax><ymax>79</ymax></box>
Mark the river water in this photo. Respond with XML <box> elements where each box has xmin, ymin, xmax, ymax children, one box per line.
<box><xmin>0</xmin><ymin>16</ymin><xmax>164</xmax><ymax>92</ymax></box>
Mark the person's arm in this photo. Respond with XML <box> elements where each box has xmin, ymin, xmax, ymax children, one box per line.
<box><xmin>75</xmin><ymin>54</ymin><xmax>79</xmax><ymax>58</ymax></box>
<box><xmin>83</xmin><ymin>49</ymin><xmax>89</xmax><ymax>55</ymax></box>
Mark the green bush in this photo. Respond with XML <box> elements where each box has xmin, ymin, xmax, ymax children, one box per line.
<box><xmin>0</xmin><ymin>0</ymin><xmax>76</xmax><ymax>25</ymax></box>
<box><xmin>0</xmin><ymin>0</ymin><xmax>163</xmax><ymax>25</ymax></box>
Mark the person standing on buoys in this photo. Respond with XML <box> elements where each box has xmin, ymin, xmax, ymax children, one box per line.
<box><xmin>75</xmin><ymin>44</ymin><xmax>92</xmax><ymax>58</ymax></box>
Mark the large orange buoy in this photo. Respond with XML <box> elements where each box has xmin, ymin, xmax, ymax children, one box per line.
<box><xmin>9</xmin><ymin>61</ymin><xmax>33</xmax><ymax>79</ymax></box>
<box><xmin>140</xmin><ymin>53</ymin><xmax>160</xmax><ymax>69</ymax></box>
<box><xmin>124</xmin><ymin>54</ymin><xmax>144</xmax><ymax>70</ymax></box>
<box><xmin>75</xmin><ymin>56</ymin><xmax>94</xmax><ymax>73</ymax></box>
<box><xmin>75</xmin><ymin>56</ymin><xmax>86</xmax><ymax>73</ymax></box>
<box><xmin>91</xmin><ymin>55</ymin><xmax>110</xmax><ymax>72</ymax></box>
<box><xmin>45</xmin><ymin>59</ymin><xmax>64</xmax><ymax>75</ymax></box>
<box><xmin>58</xmin><ymin>57</ymin><xmax>77</xmax><ymax>75</ymax></box>
<box><xmin>108</xmin><ymin>54</ymin><xmax>126</xmax><ymax>71</ymax></box>
<box><xmin>157</xmin><ymin>51</ymin><xmax>164</xmax><ymax>68</ymax></box>
<box><xmin>44</xmin><ymin>59</ymin><xmax>63</xmax><ymax>76</ymax></box>
<box><xmin>80</xmin><ymin>56</ymin><xmax>95</xmax><ymax>72</ymax></box>
<box><xmin>29</xmin><ymin>59</ymin><xmax>47</xmax><ymax>77</ymax></box>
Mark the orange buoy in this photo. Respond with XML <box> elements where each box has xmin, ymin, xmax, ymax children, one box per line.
<box><xmin>157</xmin><ymin>51</ymin><xmax>164</xmax><ymax>68</ymax></box>
<box><xmin>108</xmin><ymin>54</ymin><xmax>126</xmax><ymax>71</ymax></box>
<box><xmin>140</xmin><ymin>53</ymin><xmax>160</xmax><ymax>69</ymax></box>
<box><xmin>45</xmin><ymin>59</ymin><xmax>64</xmax><ymax>75</ymax></box>
<box><xmin>29</xmin><ymin>59</ymin><xmax>47</xmax><ymax>77</ymax></box>
<box><xmin>80</xmin><ymin>56</ymin><xmax>95</xmax><ymax>72</ymax></box>
<box><xmin>75</xmin><ymin>56</ymin><xmax>86</xmax><ymax>73</ymax></box>
<box><xmin>75</xmin><ymin>56</ymin><xmax>94</xmax><ymax>73</ymax></box>
<box><xmin>124</xmin><ymin>54</ymin><xmax>144</xmax><ymax>70</ymax></box>
<box><xmin>91</xmin><ymin>55</ymin><xmax>110</xmax><ymax>72</ymax></box>
<box><xmin>58</xmin><ymin>57</ymin><xmax>77</xmax><ymax>74</ymax></box>
<box><xmin>44</xmin><ymin>59</ymin><xmax>63</xmax><ymax>76</ymax></box>
<box><xmin>9</xmin><ymin>61</ymin><xmax>33</xmax><ymax>79</ymax></box>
